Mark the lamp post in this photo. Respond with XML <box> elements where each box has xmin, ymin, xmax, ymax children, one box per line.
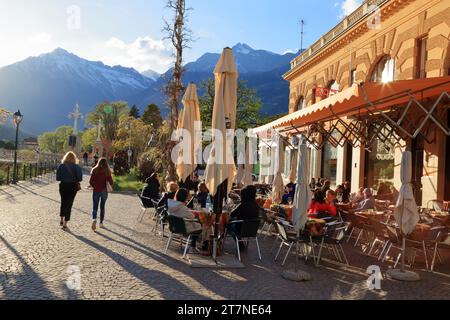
<box><xmin>125</xmin><ymin>121</ymin><xmax>132</xmax><ymax>168</ymax></box>
<box><xmin>12</xmin><ymin>110</ymin><xmax>23</xmax><ymax>184</ymax></box>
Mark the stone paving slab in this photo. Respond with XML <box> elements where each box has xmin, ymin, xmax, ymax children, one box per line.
<box><xmin>0</xmin><ymin>176</ymin><xmax>449</xmax><ymax>300</ymax></box>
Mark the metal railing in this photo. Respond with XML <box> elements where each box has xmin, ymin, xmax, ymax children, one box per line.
<box><xmin>0</xmin><ymin>160</ymin><xmax>59</xmax><ymax>186</ymax></box>
<box><xmin>288</xmin><ymin>0</ymin><xmax>389</xmax><ymax>72</ymax></box>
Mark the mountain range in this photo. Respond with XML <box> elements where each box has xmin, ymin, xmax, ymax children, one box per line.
<box><xmin>0</xmin><ymin>44</ymin><xmax>298</xmax><ymax>137</ymax></box>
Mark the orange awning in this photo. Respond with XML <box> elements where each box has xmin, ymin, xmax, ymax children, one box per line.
<box><xmin>253</xmin><ymin>76</ymin><xmax>450</xmax><ymax>135</ymax></box>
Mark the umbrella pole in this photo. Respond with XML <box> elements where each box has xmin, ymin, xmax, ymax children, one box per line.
<box><xmin>401</xmin><ymin>236</ymin><xmax>406</xmax><ymax>273</ymax></box>
<box><xmin>212</xmin><ymin>180</ymin><xmax>226</xmax><ymax>263</ymax></box>
<box><xmin>295</xmin><ymin>230</ymin><xmax>300</xmax><ymax>273</ymax></box>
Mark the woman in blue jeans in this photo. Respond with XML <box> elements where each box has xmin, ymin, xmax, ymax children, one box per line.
<box><xmin>89</xmin><ymin>158</ymin><xmax>113</xmax><ymax>231</ymax></box>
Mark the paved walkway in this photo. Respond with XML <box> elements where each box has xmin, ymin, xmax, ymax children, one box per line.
<box><xmin>0</xmin><ymin>175</ymin><xmax>449</xmax><ymax>300</ymax></box>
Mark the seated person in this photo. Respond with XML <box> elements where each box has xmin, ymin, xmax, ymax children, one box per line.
<box><xmin>141</xmin><ymin>173</ymin><xmax>161</xmax><ymax>207</ymax></box>
<box><xmin>351</xmin><ymin>188</ymin><xmax>376</xmax><ymax>211</ymax></box>
<box><xmin>167</xmin><ymin>188</ymin><xmax>202</xmax><ymax>251</ymax></box>
<box><xmin>157</xmin><ymin>181</ymin><xmax>179</xmax><ymax>208</ymax></box>
<box><xmin>342</xmin><ymin>181</ymin><xmax>351</xmax><ymax>203</ymax></box>
<box><xmin>350</xmin><ymin>187</ymin><xmax>365</xmax><ymax>206</ymax></box>
<box><xmin>336</xmin><ymin>184</ymin><xmax>345</xmax><ymax>203</ymax></box>
<box><xmin>309</xmin><ymin>178</ymin><xmax>316</xmax><ymax>191</ymax></box>
<box><xmin>228</xmin><ymin>185</ymin><xmax>260</xmax><ymax>240</ymax></box>
<box><xmin>320</xmin><ymin>180</ymin><xmax>331</xmax><ymax>198</ymax></box>
<box><xmin>281</xmin><ymin>183</ymin><xmax>296</xmax><ymax>205</ymax></box>
<box><xmin>196</xmin><ymin>182</ymin><xmax>210</xmax><ymax>208</ymax></box>
<box><xmin>307</xmin><ymin>190</ymin><xmax>337</xmax><ymax>219</ymax></box>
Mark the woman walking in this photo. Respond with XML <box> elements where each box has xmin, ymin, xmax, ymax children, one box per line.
<box><xmin>89</xmin><ymin>158</ymin><xmax>113</xmax><ymax>231</ymax></box>
<box><xmin>56</xmin><ymin>151</ymin><xmax>83</xmax><ymax>230</ymax></box>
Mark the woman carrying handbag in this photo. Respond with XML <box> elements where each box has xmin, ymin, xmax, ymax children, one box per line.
<box><xmin>56</xmin><ymin>152</ymin><xmax>83</xmax><ymax>230</ymax></box>
<box><xmin>89</xmin><ymin>158</ymin><xmax>113</xmax><ymax>231</ymax></box>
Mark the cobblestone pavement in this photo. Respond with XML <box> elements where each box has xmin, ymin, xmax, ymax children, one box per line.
<box><xmin>0</xmin><ymin>175</ymin><xmax>449</xmax><ymax>300</ymax></box>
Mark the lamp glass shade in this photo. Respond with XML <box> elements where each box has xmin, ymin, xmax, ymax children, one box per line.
<box><xmin>13</xmin><ymin>110</ymin><xmax>23</xmax><ymax>125</ymax></box>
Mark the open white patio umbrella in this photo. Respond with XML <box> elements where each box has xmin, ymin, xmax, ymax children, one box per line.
<box><xmin>282</xmin><ymin>140</ymin><xmax>312</xmax><ymax>281</ymax></box>
<box><xmin>176</xmin><ymin>83</ymin><xmax>201</xmax><ymax>183</ymax></box>
<box><xmin>204</xmin><ymin>47</ymin><xmax>238</xmax><ymax>196</ymax></box>
<box><xmin>387</xmin><ymin>150</ymin><xmax>421</xmax><ymax>281</ymax></box>
<box><xmin>271</xmin><ymin>133</ymin><xmax>285</xmax><ymax>204</ymax></box>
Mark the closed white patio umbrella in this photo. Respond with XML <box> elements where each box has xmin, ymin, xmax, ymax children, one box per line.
<box><xmin>242</xmin><ymin>139</ymin><xmax>254</xmax><ymax>187</ymax></box>
<box><xmin>387</xmin><ymin>151</ymin><xmax>421</xmax><ymax>281</ymax></box>
<box><xmin>289</xmin><ymin>148</ymin><xmax>298</xmax><ymax>184</ymax></box>
<box><xmin>176</xmin><ymin>83</ymin><xmax>201</xmax><ymax>183</ymax></box>
<box><xmin>282</xmin><ymin>140</ymin><xmax>312</xmax><ymax>281</ymax></box>
<box><xmin>271</xmin><ymin>133</ymin><xmax>285</xmax><ymax>204</ymax></box>
<box><xmin>204</xmin><ymin>47</ymin><xmax>238</xmax><ymax>196</ymax></box>
<box><xmin>204</xmin><ymin>48</ymin><xmax>238</xmax><ymax>261</ymax></box>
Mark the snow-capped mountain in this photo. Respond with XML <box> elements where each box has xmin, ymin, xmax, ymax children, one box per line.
<box><xmin>135</xmin><ymin>43</ymin><xmax>300</xmax><ymax>116</ymax></box>
<box><xmin>0</xmin><ymin>48</ymin><xmax>154</xmax><ymax>134</ymax></box>
<box><xmin>141</xmin><ymin>69</ymin><xmax>160</xmax><ymax>81</ymax></box>
<box><xmin>0</xmin><ymin>44</ymin><xmax>299</xmax><ymax>135</ymax></box>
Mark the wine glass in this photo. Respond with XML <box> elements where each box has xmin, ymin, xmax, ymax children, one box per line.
<box><xmin>288</xmin><ymin>197</ymin><xmax>293</xmax><ymax>206</ymax></box>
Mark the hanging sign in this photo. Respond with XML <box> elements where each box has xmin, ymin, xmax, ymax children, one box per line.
<box><xmin>315</xmin><ymin>86</ymin><xmax>339</xmax><ymax>99</ymax></box>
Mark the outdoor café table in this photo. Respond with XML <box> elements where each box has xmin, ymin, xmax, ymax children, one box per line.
<box><xmin>357</xmin><ymin>210</ymin><xmax>388</xmax><ymax>221</ymax></box>
<box><xmin>336</xmin><ymin>203</ymin><xmax>351</xmax><ymax>212</ymax></box>
<box><xmin>190</xmin><ymin>210</ymin><xmax>230</xmax><ymax>255</ymax></box>
<box><xmin>429</xmin><ymin>211</ymin><xmax>450</xmax><ymax>227</ymax></box>
<box><xmin>407</xmin><ymin>223</ymin><xmax>432</xmax><ymax>242</ymax></box>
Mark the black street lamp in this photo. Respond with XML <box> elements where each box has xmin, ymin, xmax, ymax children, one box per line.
<box><xmin>12</xmin><ymin>110</ymin><xmax>23</xmax><ymax>184</ymax></box>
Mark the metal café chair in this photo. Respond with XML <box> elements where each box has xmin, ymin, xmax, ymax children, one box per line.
<box><xmin>223</xmin><ymin>219</ymin><xmax>262</xmax><ymax>262</ymax></box>
<box><xmin>137</xmin><ymin>195</ymin><xmax>153</xmax><ymax>222</ymax></box>
<box><xmin>164</xmin><ymin>215</ymin><xmax>202</xmax><ymax>258</ymax></box>
<box><xmin>431</xmin><ymin>232</ymin><xmax>450</xmax><ymax>272</ymax></box>
<box><xmin>311</xmin><ymin>221</ymin><xmax>351</xmax><ymax>267</ymax></box>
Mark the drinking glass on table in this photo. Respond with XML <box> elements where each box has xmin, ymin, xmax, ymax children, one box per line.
<box><xmin>288</xmin><ymin>197</ymin><xmax>293</xmax><ymax>206</ymax></box>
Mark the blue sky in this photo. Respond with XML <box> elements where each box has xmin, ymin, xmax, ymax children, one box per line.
<box><xmin>0</xmin><ymin>0</ymin><xmax>362</xmax><ymax>73</ymax></box>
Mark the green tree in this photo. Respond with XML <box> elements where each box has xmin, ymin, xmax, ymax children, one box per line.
<box><xmin>0</xmin><ymin>107</ymin><xmax>10</xmax><ymax>123</ymax></box>
<box><xmin>138</xmin><ymin>120</ymin><xmax>172</xmax><ymax>175</ymax></box>
<box><xmin>81</xmin><ymin>127</ymin><xmax>98</xmax><ymax>153</ymax></box>
<box><xmin>258</xmin><ymin>113</ymin><xmax>288</xmax><ymax>126</ymax></box>
<box><xmin>38</xmin><ymin>126</ymin><xmax>73</xmax><ymax>153</ymax></box>
<box><xmin>141</xmin><ymin>104</ymin><xmax>163</xmax><ymax>130</ymax></box>
<box><xmin>199</xmin><ymin>78</ymin><xmax>262</xmax><ymax>131</ymax></box>
<box><xmin>87</xmin><ymin>101</ymin><xmax>129</xmax><ymax>141</ymax></box>
<box><xmin>113</xmin><ymin>116</ymin><xmax>153</xmax><ymax>166</ymax></box>
<box><xmin>129</xmin><ymin>105</ymin><xmax>140</xmax><ymax>118</ymax></box>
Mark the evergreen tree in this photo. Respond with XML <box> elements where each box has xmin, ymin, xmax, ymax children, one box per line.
<box><xmin>142</xmin><ymin>104</ymin><xmax>163</xmax><ymax>129</ymax></box>
<box><xmin>129</xmin><ymin>105</ymin><xmax>140</xmax><ymax>118</ymax></box>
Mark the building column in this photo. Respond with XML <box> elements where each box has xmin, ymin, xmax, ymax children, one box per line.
<box><xmin>336</xmin><ymin>145</ymin><xmax>345</xmax><ymax>186</ymax></box>
<box><xmin>351</xmin><ymin>145</ymin><xmax>365</xmax><ymax>193</ymax></box>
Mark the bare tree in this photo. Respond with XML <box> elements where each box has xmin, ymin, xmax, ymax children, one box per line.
<box><xmin>162</xmin><ymin>0</ymin><xmax>193</xmax><ymax>181</ymax></box>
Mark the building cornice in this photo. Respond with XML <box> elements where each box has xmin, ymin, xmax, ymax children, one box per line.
<box><xmin>284</xmin><ymin>0</ymin><xmax>415</xmax><ymax>81</ymax></box>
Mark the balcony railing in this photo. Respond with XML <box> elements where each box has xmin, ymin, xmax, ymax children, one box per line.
<box><xmin>289</xmin><ymin>0</ymin><xmax>390</xmax><ymax>72</ymax></box>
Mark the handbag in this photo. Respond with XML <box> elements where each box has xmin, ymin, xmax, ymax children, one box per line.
<box><xmin>106</xmin><ymin>180</ymin><xmax>114</xmax><ymax>193</ymax></box>
<box><xmin>66</xmin><ymin>164</ymin><xmax>81</xmax><ymax>192</ymax></box>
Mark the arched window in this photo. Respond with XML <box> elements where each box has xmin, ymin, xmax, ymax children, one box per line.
<box><xmin>328</xmin><ymin>80</ymin><xmax>340</xmax><ymax>96</ymax></box>
<box><xmin>371</xmin><ymin>56</ymin><xmax>395</xmax><ymax>83</ymax></box>
<box><xmin>293</xmin><ymin>96</ymin><xmax>305</xmax><ymax>112</ymax></box>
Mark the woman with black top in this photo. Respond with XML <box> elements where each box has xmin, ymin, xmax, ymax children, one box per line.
<box><xmin>141</xmin><ymin>173</ymin><xmax>161</xmax><ymax>207</ymax></box>
<box><xmin>56</xmin><ymin>151</ymin><xmax>83</xmax><ymax>230</ymax></box>
<box><xmin>228</xmin><ymin>185</ymin><xmax>260</xmax><ymax>240</ymax></box>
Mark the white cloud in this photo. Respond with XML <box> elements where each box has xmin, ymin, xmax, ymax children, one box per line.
<box><xmin>282</xmin><ymin>49</ymin><xmax>299</xmax><ymax>55</ymax></box>
<box><xmin>28</xmin><ymin>33</ymin><xmax>52</xmax><ymax>44</ymax></box>
<box><xmin>338</xmin><ymin>0</ymin><xmax>363</xmax><ymax>19</ymax></box>
<box><xmin>103</xmin><ymin>36</ymin><xmax>174</xmax><ymax>73</ymax></box>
